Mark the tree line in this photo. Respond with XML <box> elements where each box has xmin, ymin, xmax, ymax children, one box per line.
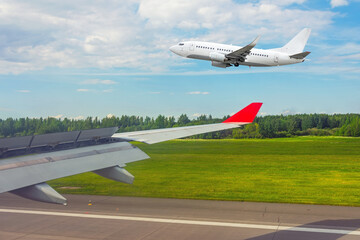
<box><xmin>0</xmin><ymin>113</ymin><xmax>359</xmax><ymax>139</ymax></box>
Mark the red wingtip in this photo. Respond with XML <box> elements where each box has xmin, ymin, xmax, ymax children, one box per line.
<box><xmin>223</xmin><ymin>102</ymin><xmax>263</xmax><ymax>124</ymax></box>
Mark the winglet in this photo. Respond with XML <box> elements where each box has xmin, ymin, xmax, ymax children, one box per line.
<box><xmin>223</xmin><ymin>102</ymin><xmax>263</xmax><ymax>124</ymax></box>
<box><xmin>249</xmin><ymin>35</ymin><xmax>261</xmax><ymax>48</ymax></box>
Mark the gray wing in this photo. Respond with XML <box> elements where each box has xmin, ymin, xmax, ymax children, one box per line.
<box><xmin>226</xmin><ymin>36</ymin><xmax>260</xmax><ymax>61</ymax></box>
<box><xmin>0</xmin><ymin>103</ymin><xmax>262</xmax><ymax>205</ymax></box>
<box><xmin>0</xmin><ymin>123</ymin><xmax>241</xmax><ymax>205</ymax></box>
<box><xmin>0</xmin><ymin>127</ymin><xmax>150</xmax><ymax>205</ymax></box>
<box><xmin>113</xmin><ymin>123</ymin><xmax>241</xmax><ymax>144</ymax></box>
<box><xmin>113</xmin><ymin>102</ymin><xmax>263</xmax><ymax>144</ymax></box>
<box><xmin>0</xmin><ymin>142</ymin><xmax>149</xmax><ymax>204</ymax></box>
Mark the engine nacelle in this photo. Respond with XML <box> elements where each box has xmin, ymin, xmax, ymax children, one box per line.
<box><xmin>209</xmin><ymin>52</ymin><xmax>226</xmax><ymax>62</ymax></box>
<box><xmin>211</xmin><ymin>61</ymin><xmax>228</xmax><ymax>68</ymax></box>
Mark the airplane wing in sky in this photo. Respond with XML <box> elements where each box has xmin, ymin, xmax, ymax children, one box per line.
<box><xmin>0</xmin><ymin>102</ymin><xmax>262</xmax><ymax>205</ymax></box>
<box><xmin>226</xmin><ymin>36</ymin><xmax>260</xmax><ymax>61</ymax></box>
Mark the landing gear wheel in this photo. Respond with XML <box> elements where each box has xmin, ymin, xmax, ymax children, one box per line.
<box><xmin>234</xmin><ymin>63</ymin><xmax>239</xmax><ymax>67</ymax></box>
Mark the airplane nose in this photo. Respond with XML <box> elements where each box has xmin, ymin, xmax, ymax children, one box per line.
<box><xmin>169</xmin><ymin>45</ymin><xmax>176</xmax><ymax>53</ymax></box>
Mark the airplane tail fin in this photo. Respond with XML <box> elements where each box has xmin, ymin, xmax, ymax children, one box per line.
<box><xmin>273</xmin><ymin>28</ymin><xmax>311</xmax><ymax>55</ymax></box>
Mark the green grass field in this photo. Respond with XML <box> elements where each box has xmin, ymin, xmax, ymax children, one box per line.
<box><xmin>49</xmin><ymin>137</ymin><xmax>360</xmax><ymax>206</ymax></box>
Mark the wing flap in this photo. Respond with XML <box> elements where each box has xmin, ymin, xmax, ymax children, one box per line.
<box><xmin>0</xmin><ymin>127</ymin><xmax>118</xmax><ymax>157</ymax></box>
<box><xmin>0</xmin><ymin>142</ymin><xmax>149</xmax><ymax>193</ymax></box>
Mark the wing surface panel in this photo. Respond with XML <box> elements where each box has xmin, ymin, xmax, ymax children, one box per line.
<box><xmin>112</xmin><ymin>123</ymin><xmax>240</xmax><ymax>144</ymax></box>
<box><xmin>0</xmin><ymin>142</ymin><xmax>149</xmax><ymax>193</ymax></box>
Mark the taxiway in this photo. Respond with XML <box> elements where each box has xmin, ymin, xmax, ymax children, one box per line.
<box><xmin>0</xmin><ymin>193</ymin><xmax>359</xmax><ymax>239</ymax></box>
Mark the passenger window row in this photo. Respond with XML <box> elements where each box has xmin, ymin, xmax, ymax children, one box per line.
<box><xmin>196</xmin><ymin>45</ymin><xmax>233</xmax><ymax>52</ymax></box>
<box><xmin>179</xmin><ymin>43</ymin><xmax>268</xmax><ymax>57</ymax></box>
<box><xmin>250</xmin><ymin>52</ymin><xmax>268</xmax><ymax>57</ymax></box>
<box><xmin>196</xmin><ymin>45</ymin><xmax>215</xmax><ymax>50</ymax></box>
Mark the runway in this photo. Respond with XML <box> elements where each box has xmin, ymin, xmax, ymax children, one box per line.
<box><xmin>0</xmin><ymin>193</ymin><xmax>360</xmax><ymax>239</ymax></box>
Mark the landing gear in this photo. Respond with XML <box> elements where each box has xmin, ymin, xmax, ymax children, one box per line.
<box><xmin>234</xmin><ymin>62</ymin><xmax>239</xmax><ymax>67</ymax></box>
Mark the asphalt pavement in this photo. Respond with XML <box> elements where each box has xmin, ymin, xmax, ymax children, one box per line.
<box><xmin>0</xmin><ymin>193</ymin><xmax>359</xmax><ymax>240</ymax></box>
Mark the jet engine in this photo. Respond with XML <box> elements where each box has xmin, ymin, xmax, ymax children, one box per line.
<box><xmin>209</xmin><ymin>52</ymin><xmax>227</xmax><ymax>62</ymax></box>
<box><xmin>211</xmin><ymin>61</ymin><xmax>228</xmax><ymax>68</ymax></box>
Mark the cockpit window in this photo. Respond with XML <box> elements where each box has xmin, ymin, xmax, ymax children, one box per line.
<box><xmin>179</xmin><ymin>43</ymin><xmax>184</xmax><ymax>46</ymax></box>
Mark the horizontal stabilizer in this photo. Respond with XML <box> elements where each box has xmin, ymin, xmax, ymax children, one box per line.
<box><xmin>289</xmin><ymin>51</ymin><xmax>311</xmax><ymax>59</ymax></box>
<box><xmin>11</xmin><ymin>182</ymin><xmax>67</xmax><ymax>205</ymax></box>
<box><xmin>94</xmin><ymin>166</ymin><xmax>134</xmax><ymax>184</ymax></box>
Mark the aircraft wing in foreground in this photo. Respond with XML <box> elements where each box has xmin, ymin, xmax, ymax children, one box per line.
<box><xmin>0</xmin><ymin>103</ymin><xmax>262</xmax><ymax>205</ymax></box>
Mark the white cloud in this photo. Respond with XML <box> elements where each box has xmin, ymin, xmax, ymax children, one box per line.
<box><xmin>50</xmin><ymin>114</ymin><xmax>64</xmax><ymax>119</ymax></box>
<box><xmin>76</xmin><ymin>89</ymin><xmax>90</xmax><ymax>92</ymax></box>
<box><xmin>332</xmin><ymin>42</ymin><xmax>360</xmax><ymax>55</ymax></box>
<box><xmin>73</xmin><ymin>115</ymin><xmax>85</xmax><ymax>120</ymax></box>
<box><xmin>192</xmin><ymin>113</ymin><xmax>206</xmax><ymax>117</ymax></box>
<box><xmin>80</xmin><ymin>79</ymin><xmax>116</xmax><ymax>85</ymax></box>
<box><xmin>0</xmin><ymin>107</ymin><xmax>13</xmax><ymax>112</ymax></box>
<box><xmin>314</xmin><ymin>41</ymin><xmax>360</xmax><ymax>66</ymax></box>
<box><xmin>187</xmin><ymin>91</ymin><xmax>210</xmax><ymax>95</ymax></box>
<box><xmin>280</xmin><ymin>109</ymin><xmax>299</xmax><ymax>115</ymax></box>
<box><xmin>102</xmin><ymin>89</ymin><xmax>114</xmax><ymax>93</ymax></box>
<box><xmin>47</xmin><ymin>114</ymin><xmax>85</xmax><ymax>120</ymax></box>
<box><xmin>258</xmin><ymin>112</ymin><xmax>268</xmax><ymax>116</ymax></box>
<box><xmin>260</xmin><ymin>0</ymin><xmax>306</xmax><ymax>5</ymax></box>
<box><xmin>16</xmin><ymin>90</ymin><xmax>30</xmax><ymax>93</ymax></box>
<box><xmin>149</xmin><ymin>91</ymin><xmax>161</xmax><ymax>94</ymax></box>
<box><xmin>77</xmin><ymin>88</ymin><xmax>115</xmax><ymax>93</ymax></box>
<box><xmin>138</xmin><ymin>0</ymin><xmax>334</xmax><ymax>43</ymax></box>
<box><xmin>338</xmin><ymin>53</ymin><xmax>360</xmax><ymax>61</ymax></box>
<box><xmin>330</xmin><ymin>0</ymin><xmax>349</xmax><ymax>8</ymax></box>
<box><xmin>106</xmin><ymin>113</ymin><xmax>115</xmax><ymax>118</ymax></box>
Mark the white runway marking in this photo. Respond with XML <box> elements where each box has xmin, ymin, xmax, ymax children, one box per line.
<box><xmin>0</xmin><ymin>208</ymin><xmax>359</xmax><ymax>236</ymax></box>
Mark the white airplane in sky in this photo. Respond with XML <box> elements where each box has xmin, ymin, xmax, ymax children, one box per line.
<box><xmin>169</xmin><ymin>28</ymin><xmax>311</xmax><ymax>68</ymax></box>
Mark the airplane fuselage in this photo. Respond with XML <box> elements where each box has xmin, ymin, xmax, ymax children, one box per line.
<box><xmin>169</xmin><ymin>41</ymin><xmax>304</xmax><ymax>68</ymax></box>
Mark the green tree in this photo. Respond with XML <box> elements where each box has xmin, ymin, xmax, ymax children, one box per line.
<box><xmin>178</xmin><ymin>114</ymin><xmax>190</xmax><ymax>126</ymax></box>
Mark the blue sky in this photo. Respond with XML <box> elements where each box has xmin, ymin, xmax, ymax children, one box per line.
<box><xmin>0</xmin><ymin>0</ymin><xmax>359</xmax><ymax>120</ymax></box>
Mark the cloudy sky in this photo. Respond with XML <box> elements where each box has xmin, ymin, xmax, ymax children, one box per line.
<box><xmin>0</xmin><ymin>0</ymin><xmax>359</xmax><ymax>119</ymax></box>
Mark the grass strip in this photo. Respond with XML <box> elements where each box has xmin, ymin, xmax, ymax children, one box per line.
<box><xmin>50</xmin><ymin>137</ymin><xmax>360</xmax><ymax>206</ymax></box>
